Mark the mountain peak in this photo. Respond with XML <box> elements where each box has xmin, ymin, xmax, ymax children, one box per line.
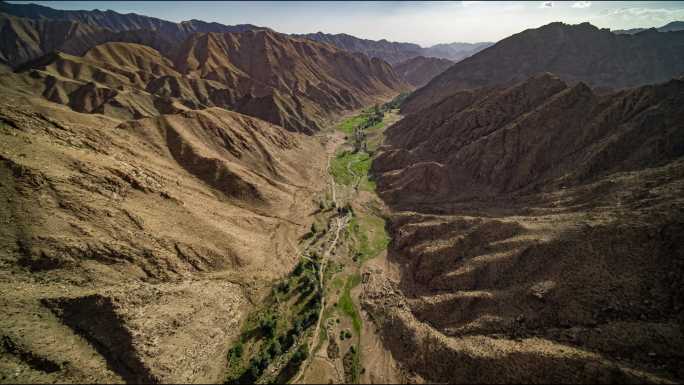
<box><xmin>402</xmin><ymin>20</ymin><xmax>684</xmax><ymax>114</ymax></box>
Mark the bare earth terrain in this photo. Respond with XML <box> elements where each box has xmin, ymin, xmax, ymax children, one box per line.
<box><xmin>1</xmin><ymin>2</ymin><xmax>683</xmax><ymax>383</ymax></box>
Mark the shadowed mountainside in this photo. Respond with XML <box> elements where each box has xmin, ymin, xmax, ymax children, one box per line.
<box><xmin>365</xmin><ymin>74</ymin><xmax>684</xmax><ymax>383</ymax></box>
<box><xmin>402</xmin><ymin>22</ymin><xmax>684</xmax><ymax>115</ymax></box>
<box><xmin>392</xmin><ymin>56</ymin><xmax>454</xmax><ymax>87</ymax></box>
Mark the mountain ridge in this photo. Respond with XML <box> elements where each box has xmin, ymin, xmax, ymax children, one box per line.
<box><xmin>613</xmin><ymin>20</ymin><xmax>684</xmax><ymax>34</ymax></box>
<box><xmin>3</xmin><ymin>29</ymin><xmax>408</xmax><ymax>132</ymax></box>
<box><xmin>402</xmin><ymin>21</ymin><xmax>684</xmax><ymax>114</ymax></box>
<box><xmin>293</xmin><ymin>31</ymin><xmax>493</xmax><ymax>64</ymax></box>
<box><xmin>367</xmin><ymin>74</ymin><xmax>684</xmax><ymax>383</ymax></box>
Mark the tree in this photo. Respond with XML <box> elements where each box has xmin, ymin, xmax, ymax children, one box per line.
<box><xmin>269</xmin><ymin>340</ymin><xmax>282</xmax><ymax>356</ymax></box>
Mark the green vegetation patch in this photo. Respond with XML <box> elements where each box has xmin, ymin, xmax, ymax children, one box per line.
<box><xmin>337</xmin><ymin>115</ymin><xmax>368</xmax><ymax>134</ymax></box>
<box><xmin>330</xmin><ymin>150</ymin><xmax>375</xmax><ymax>191</ymax></box>
<box><xmin>337</xmin><ymin>104</ymin><xmax>386</xmax><ymax>134</ymax></box>
<box><xmin>224</xmin><ymin>257</ymin><xmax>322</xmax><ymax>384</ymax></box>
<box><xmin>343</xmin><ymin>345</ymin><xmax>362</xmax><ymax>384</ymax></box>
<box><xmin>383</xmin><ymin>92</ymin><xmax>410</xmax><ymax>110</ymax></box>
<box><xmin>338</xmin><ymin>274</ymin><xmax>362</xmax><ymax>334</ymax></box>
<box><xmin>349</xmin><ymin>213</ymin><xmax>390</xmax><ymax>264</ymax></box>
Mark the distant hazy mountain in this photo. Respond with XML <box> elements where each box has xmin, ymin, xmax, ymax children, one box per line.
<box><xmin>421</xmin><ymin>42</ymin><xmax>494</xmax><ymax>62</ymax></box>
<box><xmin>293</xmin><ymin>32</ymin><xmax>493</xmax><ymax>64</ymax></box>
<box><xmin>402</xmin><ymin>22</ymin><xmax>684</xmax><ymax>114</ymax></box>
<box><xmin>613</xmin><ymin>21</ymin><xmax>684</xmax><ymax>34</ymax></box>
<box><xmin>292</xmin><ymin>32</ymin><xmax>423</xmax><ymax>64</ymax></box>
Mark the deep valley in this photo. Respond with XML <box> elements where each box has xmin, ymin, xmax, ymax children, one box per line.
<box><xmin>0</xmin><ymin>1</ymin><xmax>683</xmax><ymax>384</ymax></box>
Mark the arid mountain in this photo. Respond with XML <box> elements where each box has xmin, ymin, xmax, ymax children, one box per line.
<box><xmin>367</xmin><ymin>74</ymin><xmax>684</xmax><ymax>383</ymax></box>
<box><xmin>0</xmin><ymin>12</ymin><xmax>105</xmax><ymax>68</ymax></box>
<box><xmin>393</xmin><ymin>56</ymin><xmax>453</xmax><ymax>87</ymax></box>
<box><xmin>0</xmin><ymin>0</ymin><xmax>268</xmax><ymax>69</ymax></box>
<box><xmin>402</xmin><ymin>22</ymin><xmax>684</xmax><ymax>114</ymax></box>
<box><xmin>0</xmin><ymin>10</ymin><xmax>266</xmax><ymax>69</ymax></box>
<box><xmin>0</xmin><ymin>1</ymin><xmax>266</xmax><ymax>40</ymax></box>
<box><xmin>421</xmin><ymin>41</ymin><xmax>493</xmax><ymax>62</ymax></box>
<box><xmin>3</xmin><ymin>30</ymin><xmax>407</xmax><ymax>132</ymax></box>
<box><xmin>170</xmin><ymin>30</ymin><xmax>406</xmax><ymax>132</ymax></box>
<box><xmin>0</xmin><ymin>83</ymin><xmax>329</xmax><ymax>382</ymax></box>
<box><xmin>293</xmin><ymin>32</ymin><xmax>423</xmax><ymax>65</ymax></box>
<box><xmin>294</xmin><ymin>32</ymin><xmax>492</xmax><ymax>64</ymax></box>
<box><xmin>614</xmin><ymin>20</ymin><xmax>684</xmax><ymax>34</ymax></box>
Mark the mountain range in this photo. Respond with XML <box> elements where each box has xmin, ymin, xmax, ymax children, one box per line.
<box><xmin>0</xmin><ymin>0</ymin><xmax>268</xmax><ymax>39</ymax></box>
<box><xmin>2</xmin><ymin>24</ymin><xmax>407</xmax><ymax>133</ymax></box>
<box><xmin>0</xmin><ymin>1</ymin><xmax>683</xmax><ymax>384</ymax></box>
<box><xmin>403</xmin><ymin>21</ymin><xmax>684</xmax><ymax>114</ymax></box>
<box><xmin>613</xmin><ymin>20</ymin><xmax>684</xmax><ymax>34</ymax></box>
<box><xmin>369</xmin><ymin>72</ymin><xmax>684</xmax><ymax>384</ymax></box>
<box><xmin>293</xmin><ymin>32</ymin><xmax>493</xmax><ymax>64</ymax></box>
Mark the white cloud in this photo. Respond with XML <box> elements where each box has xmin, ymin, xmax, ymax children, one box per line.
<box><xmin>461</xmin><ymin>1</ymin><xmax>482</xmax><ymax>7</ymax></box>
<box><xmin>540</xmin><ymin>1</ymin><xmax>553</xmax><ymax>9</ymax></box>
<box><xmin>587</xmin><ymin>6</ymin><xmax>684</xmax><ymax>31</ymax></box>
<box><xmin>572</xmin><ymin>1</ymin><xmax>591</xmax><ymax>9</ymax></box>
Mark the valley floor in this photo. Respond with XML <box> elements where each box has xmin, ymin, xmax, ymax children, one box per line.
<box><xmin>221</xmin><ymin>106</ymin><xmax>411</xmax><ymax>384</ymax></box>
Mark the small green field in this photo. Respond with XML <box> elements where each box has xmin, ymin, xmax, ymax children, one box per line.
<box><xmin>336</xmin><ymin>106</ymin><xmax>385</xmax><ymax>135</ymax></box>
<box><xmin>348</xmin><ymin>213</ymin><xmax>390</xmax><ymax>265</ymax></box>
<box><xmin>338</xmin><ymin>274</ymin><xmax>362</xmax><ymax>334</ymax></box>
<box><xmin>337</xmin><ymin>115</ymin><xmax>368</xmax><ymax>134</ymax></box>
<box><xmin>330</xmin><ymin>151</ymin><xmax>375</xmax><ymax>191</ymax></box>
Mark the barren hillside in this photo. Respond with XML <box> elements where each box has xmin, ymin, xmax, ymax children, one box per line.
<box><xmin>393</xmin><ymin>56</ymin><xmax>453</xmax><ymax>87</ymax></box>
<box><xmin>0</xmin><ymin>89</ymin><xmax>328</xmax><ymax>382</ymax></box>
<box><xmin>0</xmin><ymin>0</ymin><xmax>266</xmax><ymax>43</ymax></box>
<box><xmin>3</xmin><ymin>30</ymin><xmax>407</xmax><ymax>133</ymax></box>
<box><xmin>367</xmin><ymin>74</ymin><xmax>684</xmax><ymax>383</ymax></box>
<box><xmin>402</xmin><ymin>22</ymin><xmax>684</xmax><ymax>114</ymax></box>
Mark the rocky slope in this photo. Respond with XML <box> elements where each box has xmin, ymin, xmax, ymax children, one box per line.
<box><xmin>294</xmin><ymin>32</ymin><xmax>492</xmax><ymax>64</ymax></box>
<box><xmin>0</xmin><ymin>12</ymin><xmax>105</xmax><ymax>68</ymax></box>
<box><xmin>366</xmin><ymin>74</ymin><xmax>684</xmax><ymax>383</ymax></box>
<box><xmin>0</xmin><ymin>5</ymin><xmax>411</xmax><ymax>382</ymax></box>
<box><xmin>0</xmin><ymin>0</ymin><xmax>271</xmax><ymax>69</ymax></box>
<box><xmin>402</xmin><ymin>22</ymin><xmax>684</xmax><ymax>114</ymax></box>
<box><xmin>392</xmin><ymin>56</ymin><xmax>453</xmax><ymax>87</ymax></box>
<box><xmin>0</xmin><ymin>84</ymin><xmax>328</xmax><ymax>382</ymax></box>
<box><xmin>3</xmin><ymin>30</ymin><xmax>407</xmax><ymax>133</ymax></box>
<box><xmin>171</xmin><ymin>30</ymin><xmax>407</xmax><ymax>132</ymax></box>
<box><xmin>0</xmin><ymin>12</ymin><xmax>190</xmax><ymax>69</ymax></box>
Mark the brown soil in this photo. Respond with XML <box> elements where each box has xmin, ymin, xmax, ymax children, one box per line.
<box><xmin>2</xmin><ymin>29</ymin><xmax>408</xmax><ymax>133</ymax></box>
<box><xmin>0</xmin><ymin>90</ymin><xmax>327</xmax><ymax>383</ymax></box>
<box><xmin>366</xmin><ymin>75</ymin><xmax>684</xmax><ymax>383</ymax></box>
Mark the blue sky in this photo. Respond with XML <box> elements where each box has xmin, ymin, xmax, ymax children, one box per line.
<box><xmin>10</xmin><ymin>1</ymin><xmax>684</xmax><ymax>46</ymax></box>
